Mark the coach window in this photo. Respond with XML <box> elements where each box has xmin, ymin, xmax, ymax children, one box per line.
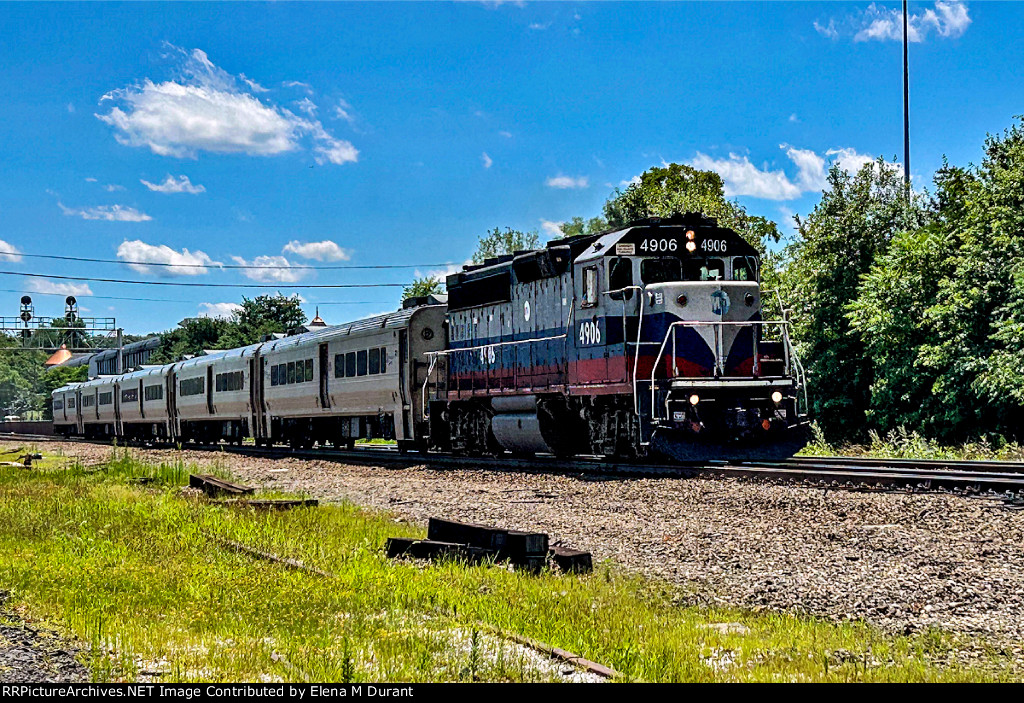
<box><xmin>305</xmin><ymin>359</ymin><xmax>314</xmax><ymax>382</ymax></box>
<box><xmin>641</xmin><ymin>258</ymin><xmax>682</xmax><ymax>284</ymax></box>
<box><xmin>287</xmin><ymin>362</ymin><xmax>296</xmax><ymax>384</ymax></box>
<box><xmin>271</xmin><ymin>365</ymin><xmax>279</xmax><ymax>386</ymax></box>
<box><xmin>379</xmin><ymin>346</ymin><xmax>387</xmax><ymax>373</ymax></box>
<box><xmin>345</xmin><ymin>352</ymin><xmax>356</xmax><ymax>377</ymax></box>
<box><xmin>334</xmin><ymin>353</ymin><xmax>345</xmax><ymax>378</ymax></box>
<box><xmin>369</xmin><ymin>347</ymin><xmax>381</xmax><ymax>375</ymax></box>
<box><xmin>357</xmin><ymin>349</ymin><xmax>368</xmax><ymax>376</ymax></box>
<box><xmin>582</xmin><ymin>266</ymin><xmax>599</xmax><ymax>307</ymax></box>
<box><xmin>608</xmin><ymin>257</ymin><xmax>634</xmax><ymax>301</ymax></box>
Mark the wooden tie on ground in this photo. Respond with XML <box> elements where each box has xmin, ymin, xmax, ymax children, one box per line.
<box><xmin>386</xmin><ymin>517</ymin><xmax>592</xmax><ymax>573</ymax></box>
<box><xmin>211</xmin><ymin>498</ymin><xmax>320</xmax><ymax>510</ymax></box>
<box><xmin>189</xmin><ymin>473</ymin><xmax>254</xmax><ymax>496</ymax></box>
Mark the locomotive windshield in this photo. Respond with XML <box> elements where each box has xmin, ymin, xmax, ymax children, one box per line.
<box><xmin>639</xmin><ymin>256</ymin><xmax>757</xmax><ymax>283</ymax></box>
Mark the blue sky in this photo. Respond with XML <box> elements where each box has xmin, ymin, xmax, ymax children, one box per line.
<box><xmin>0</xmin><ymin>1</ymin><xmax>1015</xmax><ymax>334</ymax></box>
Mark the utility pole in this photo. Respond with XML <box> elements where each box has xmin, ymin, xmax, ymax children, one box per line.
<box><xmin>902</xmin><ymin>0</ymin><xmax>911</xmax><ymax>196</ymax></box>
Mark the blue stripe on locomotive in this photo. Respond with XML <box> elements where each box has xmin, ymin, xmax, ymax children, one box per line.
<box><xmin>447</xmin><ymin>310</ymin><xmax>761</xmax><ymax>380</ymax></box>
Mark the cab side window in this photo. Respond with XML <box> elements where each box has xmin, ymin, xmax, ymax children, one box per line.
<box><xmin>732</xmin><ymin>256</ymin><xmax>757</xmax><ymax>281</ymax></box>
<box><xmin>608</xmin><ymin>257</ymin><xmax>634</xmax><ymax>301</ymax></box>
<box><xmin>582</xmin><ymin>266</ymin><xmax>599</xmax><ymax>307</ymax></box>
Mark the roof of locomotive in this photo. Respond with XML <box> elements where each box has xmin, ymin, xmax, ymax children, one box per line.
<box><xmin>445</xmin><ymin>214</ymin><xmax>759</xmax><ymax>311</ymax></box>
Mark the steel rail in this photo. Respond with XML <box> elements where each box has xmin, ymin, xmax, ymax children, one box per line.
<box><xmin>5</xmin><ymin>432</ymin><xmax>1024</xmax><ymax>494</ymax></box>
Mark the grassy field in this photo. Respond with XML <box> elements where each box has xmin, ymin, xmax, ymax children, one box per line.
<box><xmin>0</xmin><ymin>446</ymin><xmax>1016</xmax><ymax>683</ymax></box>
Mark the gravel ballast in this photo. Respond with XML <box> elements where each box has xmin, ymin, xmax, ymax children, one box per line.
<box><xmin>0</xmin><ymin>592</ymin><xmax>89</xmax><ymax>683</ymax></box>
<box><xmin>12</xmin><ymin>441</ymin><xmax>1024</xmax><ymax>652</ymax></box>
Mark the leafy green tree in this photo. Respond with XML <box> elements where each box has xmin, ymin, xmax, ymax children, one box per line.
<box><xmin>603</xmin><ymin>163</ymin><xmax>781</xmax><ymax>253</ymax></box>
<box><xmin>782</xmin><ymin>158</ymin><xmax>925</xmax><ymax>439</ymax></box>
<box><xmin>40</xmin><ymin>365</ymin><xmax>87</xmax><ymax>418</ymax></box>
<box><xmin>559</xmin><ymin>216</ymin><xmax>607</xmax><ymax>238</ymax></box>
<box><xmin>472</xmin><ymin>227</ymin><xmax>540</xmax><ymax>263</ymax></box>
<box><xmin>403</xmin><ymin>276</ymin><xmax>444</xmax><ymax>301</ymax></box>
<box><xmin>920</xmin><ymin>122</ymin><xmax>1024</xmax><ymax>439</ymax></box>
<box><xmin>219</xmin><ymin>294</ymin><xmax>307</xmax><ymax>349</ymax></box>
<box><xmin>0</xmin><ymin>340</ymin><xmax>47</xmax><ymax>416</ymax></box>
<box><xmin>149</xmin><ymin>316</ymin><xmax>234</xmax><ymax>364</ymax></box>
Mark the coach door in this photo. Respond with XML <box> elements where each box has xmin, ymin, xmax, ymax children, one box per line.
<box><xmin>318</xmin><ymin>343</ymin><xmax>330</xmax><ymax>409</ymax></box>
<box><xmin>138</xmin><ymin>379</ymin><xmax>145</xmax><ymax>419</ymax></box>
<box><xmin>166</xmin><ymin>372</ymin><xmax>178</xmax><ymax>439</ymax></box>
<box><xmin>249</xmin><ymin>356</ymin><xmax>268</xmax><ymax>441</ymax></box>
<box><xmin>206</xmin><ymin>367</ymin><xmax>215</xmax><ymax>415</ymax></box>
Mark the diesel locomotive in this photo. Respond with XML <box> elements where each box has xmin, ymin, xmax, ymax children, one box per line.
<box><xmin>53</xmin><ymin>214</ymin><xmax>806</xmax><ymax>460</ymax></box>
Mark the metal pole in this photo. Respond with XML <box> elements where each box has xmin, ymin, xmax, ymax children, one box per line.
<box><xmin>902</xmin><ymin>0</ymin><xmax>911</xmax><ymax>195</ymax></box>
<box><xmin>116</xmin><ymin>328</ymin><xmax>123</xmax><ymax>374</ymax></box>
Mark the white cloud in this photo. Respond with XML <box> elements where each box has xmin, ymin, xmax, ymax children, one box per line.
<box><xmin>813</xmin><ymin>19</ymin><xmax>839</xmax><ymax>39</ymax></box>
<box><xmin>140</xmin><ymin>174</ymin><xmax>206</xmax><ymax>194</ymax></box>
<box><xmin>282</xmin><ymin>80</ymin><xmax>313</xmax><ymax>94</ymax></box>
<box><xmin>282</xmin><ymin>240</ymin><xmax>351</xmax><ymax>262</ymax></box>
<box><xmin>781</xmin><ymin>144</ymin><xmax>827</xmax><ymax>191</ymax></box>
<box><xmin>817</xmin><ymin>1</ymin><xmax>971</xmax><ymax>43</ymax></box>
<box><xmin>67</xmin><ymin>102</ymin><xmax>76</xmax><ymax>114</ymax></box>
<box><xmin>690</xmin><ymin>152</ymin><xmax>802</xmax><ymax>201</ymax></box>
<box><xmin>540</xmin><ymin>220</ymin><xmax>563</xmax><ymax>237</ymax></box>
<box><xmin>198</xmin><ymin>302</ymin><xmax>242</xmax><ymax>319</ymax></box>
<box><xmin>528</xmin><ymin>22</ymin><xmax>550</xmax><ymax>30</ymax></box>
<box><xmin>96</xmin><ymin>46</ymin><xmax>357</xmax><ymax>165</ymax></box>
<box><xmin>103</xmin><ymin>184</ymin><xmax>125</xmax><ymax>192</ymax></box>
<box><xmin>231</xmin><ymin>255</ymin><xmax>308</xmax><ymax>283</ymax></box>
<box><xmin>545</xmin><ymin>174</ymin><xmax>589</xmax><ymax>189</ymax></box>
<box><xmin>826</xmin><ymin>147</ymin><xmax>878</xmax><ymax>175</ymax></box>
<box><xmin>59</xmin><ymin>203</ymin><xmax>153</xmax><ymax>222</ymax></box>
<box><xmin>84</xmin><ymin>177</ymin><xmax>98</xmax><ymax>183</ymax></box>
<box><xmin>789</xmin><ymin>113</ymin><xmax>800</xmax><ymax>123</ymax></box>
<box><xmin>499</xmin><ymin>130</ymin><xmax>512</xmax><ymax>138</ymax></box>
<box><xmin>239</xmin><ymin>74</ymin><xmax>267</xmax><ymax>93</ymax></box>
<box><xmin>116</xmin><ymin>240</ymin><xmax>220</xmax><ymax>276</ymax></box>
<box><xmin>481</xmin><ymin>152</ymin><xmax>493</xmax><ymax>169</ymax></box>
<box><xmin>295</xmin><ymin>97</ymin><xmax>318</xmax><ymax>116</ymax></box>
<box><xmin>619</xmin><ymin>175</ymin><xmax>642</xmax><ymax>188</ymax></box>
<box><xmin>333</xmin><ymin>98</ymin><xmax>355</xmax><ymax>124</ymax></box>
<box><xmin>0</xmin><ymin>239</ymin><xmax>22</xmax><ymax>262</ymax></box>
<box><xmin>28</xmin><ymin>280</ymin><xmax>93</xmax><ymax>297</ymax></box>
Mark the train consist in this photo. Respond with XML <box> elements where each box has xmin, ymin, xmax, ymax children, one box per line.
<box><xmin>53</xmin><ymin>214</ymin><xmax>806</xmax><ymax>460</ymax></box>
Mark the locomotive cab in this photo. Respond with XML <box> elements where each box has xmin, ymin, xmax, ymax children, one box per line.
<box><xmin>575</xmin><ymin>214</ymin><xmax>806</xmax><ymax>447</ymax></box>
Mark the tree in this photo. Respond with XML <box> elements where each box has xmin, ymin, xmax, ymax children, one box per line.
<box><xmin>559</xmin><ymin>216</ymin><xmax>607</xmax><ymax>238</ymax></box>
<box><xmin>149</xmin><ymin>316</ymin><xmax>234</xmax><ymax>364</ymax></box>
<box><xmin>602</xmin><ymin>163</ymin><xmax>781</xmax><ymax>253</ymax></box>
<box><xmin>220</xmin><ymin>294</ymin><xmax>307</xmax><ymax>348</ymax></box>
<box><xmin>40</xmin><ymin>364</ymin><xmax>87</xmax><ymax>418</ymax></box>
<box><xmin>403</xmin><ymin>276</ymin><xmax>443</xmax><ymax>301</ymax></box>
<box><xmin>781</xmin><ymin>158</ymin><xmax>926</xmax><ymax>439</ymax></box>
<box><xmin>472</xmin><ymin>227</ymin><xmax>540</xmax><ymax>263</ymax></box>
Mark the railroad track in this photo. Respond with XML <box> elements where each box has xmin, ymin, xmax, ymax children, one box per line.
<box><xmin>4</xmin><ymin>433</ymin><xmax>1024</xmax><ymax>495</ymax></box>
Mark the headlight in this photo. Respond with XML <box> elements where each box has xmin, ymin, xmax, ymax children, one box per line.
<box><xmin>771</xmin><ymin>391</ymin><xmax>783</xmax><ymax>404</ymax></box>
<box><xmin>685</xmin><ymin>241</ymin><xmax>696</xmax><ymax>252</ymax></box>
<box><xmin>676</xmin><ymin>294</ymin><xmax>688</xmax><ymax>307</ymax></box>
<box><xmin>689</xmin><ymin>394</ymin><xmax>700</xmax><ymax>405</ymax></box>
<box><xmin>745</xmin><ymin>293</ymin><xmax>755</xmax><ymax>307</ymax></box>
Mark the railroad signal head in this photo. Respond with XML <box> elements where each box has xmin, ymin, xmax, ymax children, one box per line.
<box><xmin>20</xmin><ymin>310</ymin><xmax>32</xmax><ymax>322</ymax></box>
<box><xmin>66</xmin><ymin>296</ymin><xmax>77</xmax><ymax>307</ymax></box>
<box><xmin>20</xmin><ymin>295</ymin><xmax>31</xmax><ymax>306</ymax></box>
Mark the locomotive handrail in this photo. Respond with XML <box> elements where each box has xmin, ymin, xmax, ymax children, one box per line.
<box><xmin>646</xmin><ymin>319</ymin><xmax>794</xmax><ymax>424</ymax></box>
<box><xmin>761</xmin><ymin>288</ymin><xmax>809</xmax><ymax>414</ymax></box>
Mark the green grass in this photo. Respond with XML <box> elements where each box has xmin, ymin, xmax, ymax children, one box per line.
<box><xmin>0</xmin><ymin>446</ymin><xmax>1016</xmax><ymax>682</ymax></box>
<box><xmin>799</xmin><ymin>425</ymin><xmax>1024</xmax><ymax>462</ymax></box>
